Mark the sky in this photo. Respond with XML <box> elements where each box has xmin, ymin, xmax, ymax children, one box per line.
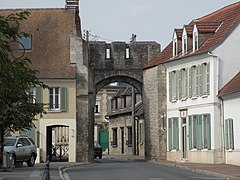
<box><xmin>0</xmin><ymin>0</ymin><xmax>239</xmax><ymax>48</ymax></box>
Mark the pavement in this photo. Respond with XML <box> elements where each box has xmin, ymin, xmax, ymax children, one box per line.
<box><xmin>0</xmin><ymin>155</ymin><xmax>239</xmax><ymax>180</ymax></box>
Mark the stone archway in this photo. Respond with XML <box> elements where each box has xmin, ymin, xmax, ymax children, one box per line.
<box><xmin>75</xmin><ymin>41</ymin><xmax>161</xmax><ymax>162</ymax></box>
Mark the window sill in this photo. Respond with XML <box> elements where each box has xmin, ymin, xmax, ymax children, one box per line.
<box><xmin>201</xmin><ymin>94</ymin><xmax>209</xmax><ymax>98</ymax></box>
<box><xmin>226</xmin><ymin>149</ymin><xmax>233</xmax><ymax>152</ymax></box>
<box><xmin>191</xmin><ymin>97</ymin><xmax>197</xmax><ymax>100</ymax></box>
<box><xmin>170</xmin><ymin>149</ymin><xmax>177</xmax><ymax>152</ymax></box>
<box><xmin>181</xmin><ymin>98</ymin><xmax>187</xmax><ymax>101</ymax></box>
<box><xmin>201</xmin><ymin>149</ymin><xmax>209</xmax><ymax>152</ymax></box>
<box><xmin>171</xmin><ymin>100</ymin><xmax>177</xmax><ymax>103</ymax></box>
<box><xmin>190</xmin><ymin>148</ymin><xmax>198</xmax><ymax>151</ymax></box>
<box><xmin>48</xmin><ymin>110</ymin><xmax>61</xmax><ymax>113</ymax></box>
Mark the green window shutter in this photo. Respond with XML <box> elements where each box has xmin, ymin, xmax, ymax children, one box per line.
<box><xmin>188</xmin><ymin>116</ymin><xmax>192</xmax><ymax>150</ymax></box>
<box><xmin>169</xmin><ymin>72</ymin><xmax>172</xmax><ymax>102</ymax></box>
<box><xmin>36</xmin><ymin>87</ymin><xmax>42</xmax><ymax>103</ymax></box>
<box><xmin>206</xmin><ymin>114</ymin><xmax>211</xmax><ymax>149</ymax></box>
<box><xmin>179</xmin><ymin>70</ymin><xmax>182</xmax><ymax>100</ymax></box>
<box><xmin>174</xmin><ymin>117</ymin><xmax>179</xmax><ymax>150</ymax></box>
<box><xmin>206</xmin><ymin>63</ymin><xmax>210</xmax><ymax>94</ymax></box>
<box><xmin>60</xmin><ymin>87</ymin><xmax>68</xmax><ymax>112</ymax></box>
<box><xmin>168</xmin><ymin>118</ymin><xmax>172</xmax><ymax>151</ymax></box>
<box><xmin>189</xmin><ymin>67</ymin><xmax>192</xmax><ymax>98</ymax></box>
<box><xmin>176</xmin><ymin>71</ymin><xmax>179</xmax><ymax>100</ymax></box>
<box><xmin>225</xmin><ymin>119</ymin><xmax>229</xmax><ymax>149</ymax></box>
<box><xmin>197</xmin><ymin>115</ymin><xmax>202</xmax><ymax>149</ymax></box>
<box><xmin>229</xmin><ymin>119</ymin><xmax>234</xmax><ymax>149</ymax></box>
<box><xmin>199</xmin><ymin>65</ymin><xmax>202</xmax><ymax>96</ymax></box>
<box><xmin>29</xmin><ymin>88</ymin><xmax>34</xmax><ymax>103</ymax></box>
<box><xmin>185</xmin><ymin>68</ymin><xmax>188</xmax><ymax>98</ymax></box>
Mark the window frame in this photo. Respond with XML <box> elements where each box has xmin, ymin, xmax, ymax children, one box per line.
<box><xmin>19</xmin><ymin>35</ymin><xmax>32</xmax><ymax>50</ymax></box>
<box><xmin>168</xmin><ymin>117</ymin><xmax>179</xmax><ymax>151</ymax></box>
<box><xmin>225</xmin><ymin>118</ymin><xmax>234</xmax><ymax>150</ymax></box>
<box><xmin>112</xmin><ymin>128</ymin><xmax>118</xmax><ymax>147</ymax></box>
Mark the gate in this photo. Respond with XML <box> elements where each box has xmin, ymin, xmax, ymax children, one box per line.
<box><xmin>47</xmin><ymin>125</ymin><xmax>69</xmax><ymax>162</ymax></box>
<box><xmin>99</xmin><ymin>130</ymin><xmax>109</xmax><ymax>152</ymax></box>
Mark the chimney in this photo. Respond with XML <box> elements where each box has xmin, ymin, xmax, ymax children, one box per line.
<box><xmin>65</xmin><ymin>0</ymin><xmax>79</xmax><ymax>9</ymax></box>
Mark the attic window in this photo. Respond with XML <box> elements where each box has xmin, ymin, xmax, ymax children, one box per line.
<box><xmin>182</xmin><ymin>35</ymin><xmax>187</xmax><ymax>54</ymax></box>
<box><xmin>19</xmin><ymin>35</ymin><xmax>32</xmax><ymax>50</ymax></box>
<box><xmin>193</xmin><ymin>33</ymin><xmax>198</xmax><ymax>52</ymax></box>
<box><xmin>106</xmin><ymin>48</ymin><xmax>111</xmax><ymax>59</ymax></box>
<box><xmin>173</xmin><ymin>39</ymin><xmax>178</xmax><ymax>57</ymax></box>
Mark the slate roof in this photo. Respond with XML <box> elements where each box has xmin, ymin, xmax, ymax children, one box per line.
<box><xmin>0</xmin><ymin>8</ymin><xmax>80</xmax><ymax>79</ymax></box>
<box><xmin>145</xmin><ymin>2</ymin><xmax>240</xmax><ymax>69</ymax></box>
<box><xmin>218</xmin><ymin>71</ymin><xmax>240</xmax><ymax>96</ymax></box>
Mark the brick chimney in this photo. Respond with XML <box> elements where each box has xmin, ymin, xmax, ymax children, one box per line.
<box><xmin>65</xmin><ymin>0</ymin><xmax>79</xmax><ymax>9</ymax></box>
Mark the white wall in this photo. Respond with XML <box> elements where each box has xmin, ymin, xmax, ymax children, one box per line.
<box><xmin>212</xmin><ymin>23</ymin><xmax>240</xmax><ymax>89</ymax></box>
<box><xmin>223</xmin><ymin>94</ymin><xmax>240</xmax><ymax>166</ymax></box>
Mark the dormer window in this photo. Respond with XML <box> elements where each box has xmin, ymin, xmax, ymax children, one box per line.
<box><xmin>193</xmin><ymin>24</ymin><xmax>198</xmax><ymax>52</ymax></box>
<box><xmin>172</xmin><ymin>30</ymin><xmax>178</xmax><ymax>57</ymax></box>
<box><xmin>182</xmin><ymin>28</ymin><xmax>187</xmax><ymax>54</ymax></box>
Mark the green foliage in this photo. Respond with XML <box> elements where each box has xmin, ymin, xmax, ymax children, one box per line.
<box><xmin>0</xmin><ymin>11</ymin><xmax>47</xmax><ymax>134</ymax></box>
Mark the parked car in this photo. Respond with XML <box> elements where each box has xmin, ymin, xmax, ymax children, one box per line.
<box><xmin>4</xmin><ymin>136</ymin><xmax>37</xmax><ymax>167</ymax></box>
<box><xmin>94</xmin><ymin>141</ymin><xmax>102</xmax><ymax>159</ymax></box>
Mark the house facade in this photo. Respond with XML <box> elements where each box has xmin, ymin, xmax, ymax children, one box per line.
<box><xmin>107</xmin><ymin>87</ymin><xmax>144</xmax><ymax>156</ymax></box>
<box><xmin>145</xmin><ymin>2</ymin><xmax>240</xmax><ymax>164</ymax></box>
<box><xmin>0</xmin><ymin>1</ymin><xmax>82</xmax><ymax>162</ymax></box>
<box><xmin>219</xmin><ymin>72</ymin><xmax>240</xmax><ymax>166</ymax></box>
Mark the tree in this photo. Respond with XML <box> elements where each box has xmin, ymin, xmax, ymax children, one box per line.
<box><xmin>0</xmin><ymin>11</ymin><xmax>47</xmax><ymax>165</ymax></box>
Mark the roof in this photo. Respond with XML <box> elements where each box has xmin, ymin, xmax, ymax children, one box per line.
<box><xmin>0</xmin><ymin>8</ymin><xmax>81</xmax><ymax>79</ymax></box>
<box><xmin>218</xmin><ymin>71</ymin><xmax>240</xmax><ymax>96</ymax></box>
<box><xmin>145</xmin><ymin>2</ymin><xmax>240</xmax><ymax>69</ymax></box>
<box><xmin>106</xmin><ymin>102</ymin><xmax>143</xmax><ymax>118</ymax></box>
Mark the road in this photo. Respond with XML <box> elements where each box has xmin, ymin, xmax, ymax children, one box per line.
<box><xmin>65</xmin><ymin>158</ymin><xmax>224</xmax><ymax>180</ymax></box>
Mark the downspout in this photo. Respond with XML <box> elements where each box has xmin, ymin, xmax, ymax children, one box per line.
<box><xmin>208</xmin><ymin>52</ymin><xmax>225</xmax><ymax>163</ymax></box>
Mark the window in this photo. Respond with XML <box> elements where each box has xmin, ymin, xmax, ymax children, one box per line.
<box><xmin>173</xmin><ymin>39</ymin><xmax>178</xmax><ymax>57</ymax></box>
<box><xmin>127</xmin><ymin>126</ymin><xmax>132</xmax><ymax>147</ymax></box>
<box><xmin>225</xmin><ymin>119</ymin><xmax>234</xmax><ymax>150</ymax></box>
<box><xmin>193</xmin><ymin>33</ymin><xmax>198</xmax><ymax>51</ymax></box>
<box><xmin>112</xmin><ymin>128</ymin><xmax>117</xmax><ymax>147</ymax></box>
<box><xmin>168</xmin><ymin>117</ymin><xmax>179</xmax><ymax>151</ymax></box>
<box><xmin>19</xmin><ymin>36</ymin><xmax>32</xmax><ymax>50</ymax></box>
<box><xmin>202</xmin><ymin>63</ymin><xmax>210</xmax><ymax>95</ymax></box>
<box><xmin>181</xmin><ymin>68</ymin><xmax>188</xmax><ymax>99</ymax></box>
<box><xmin>182</xmin><ymin>36</ymin><xmax>187</xmax><ymax>54</ymax></box>
<box><xmin>189</xmin><ymin>114</ymin><xmax>211</xmax><ymax>150</ymax></box>
<box><xmin>49</xmin><ymin>87</ymin><xmax>67</xmax><ymax>112</ymax></box>
<box><xmin>120</xmin><ymin>97</ymin><xmax>126</xmax><ymax>109</ymax></box>
<box><xmin>95</xmin><ymin>100</ymin><xmax>100</xmax><ymax>114</ymax></box>
<box><xmin>125</xmin><ymin>47</ymin><xmax>130</xmax><ymax>59</ymax></box>
<box><xmin>169</xmin><ymin>71</ymin><xmax>177</xmax><ymax>101</ymax></box>
<box><xmin>106</xmin><ymin>48</ymin><xmax>111</xmax><ymax>59</ymax></box>
<box><xmin>189</xmin><ymin>66</ymin><xmax>197</xmax><ymax>97</ymax></box>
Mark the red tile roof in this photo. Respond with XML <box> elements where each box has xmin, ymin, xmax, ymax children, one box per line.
<box><xmin>145</xmin><ymin>2</ymin><xmax>240</xmax><ymax>69</ymax></box>
<box><xmin>218</xmin><ymin>71</ymin><xmax>240</xmax><ymax>96</ymax></box>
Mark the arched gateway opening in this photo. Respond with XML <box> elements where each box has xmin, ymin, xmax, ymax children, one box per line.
<box><xmin>75</xmin><ymin>41</ymin><xmax>161</xmax><ymax>162</ymax></box>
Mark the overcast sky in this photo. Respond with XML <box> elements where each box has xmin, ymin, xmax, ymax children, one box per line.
<box><xmin>0</xmin><ymin>0</ymin><xmax>239</xmax><ymax>48</ymax></box>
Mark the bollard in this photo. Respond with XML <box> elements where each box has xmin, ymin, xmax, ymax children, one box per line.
<box><xmin>42</xmin><ymin>157</ymin><xmax>50</xmax><ymax>180</ymax></box>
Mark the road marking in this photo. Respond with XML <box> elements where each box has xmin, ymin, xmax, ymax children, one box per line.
<box><xmin>189</xmin><ymin>177</ymin><xmax>224</xmax><ymax>179</ymax></box>
<box><xmin>148</xmin><ymin>178</ymin><xmax>163</xmax><ymax>180</ymax></box>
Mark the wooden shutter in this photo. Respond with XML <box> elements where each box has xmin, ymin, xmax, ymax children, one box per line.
<box><xmin>188</xmin><ymin>116</ymin><xmax>192</xmax><ymax>150</ymax></box>
<box><xmin>229</xmin><ymin>119</ymin><xmax>234</xmax><ymax>149</ymax></box>
<box><xmin>189</xmin><ymin>67</ymin><xmax>192</xmax><ymax>98</ymax></box>
<box><xmin>197</xmin><ymin>115</ymin><xmax>202</xmax><ymax>149</ymax></box>
<box><xmin>178</xmin><ymin>70</ymin><xmax>182</xmax><ymax>100</ymax></box>
<box><xmin>206</xmin><ymin>114</ymin><xmax>211</xmax><ymax>149</ymax></box>
<box><xmin>169</xmin><ymin>72</ymin><xmax>172</xmax><ymax>102</ymax></box>
<box><xmin>176</xmin><ymin>71</ymin><xmax>179</xmax><ymax>100</ymax></box>
<box><xmin>36</xmin><ymin>87</ymin><xmax>42</xmax><ymax>103</ymax></box>
<box><xmin>206</xmin><ymin>63</ymin><xmax>210</xmax><ymax>94</ymax></box>
<box><xmin>185</xmin><ymin>68</ymin><xmax>188</xmax><ymax>98</ymax></box>
<box><xmin>224</xmin><ymin>119</ymin><xmax>229</xmax><ymax>149</ymax></box>
<box><xmin>60</xmin><ymin>87</ymin><xmax>67</xmax><ymax>112</ymax></box>
<box><xmin>174</xmin><ymin>117</ymin><xmax>179</xmax><ymax>150</ymax></box>
<box><xmin>168</xmin><ymin>118</ymin><xmax>172</xmax><ymax>151</ymax></box>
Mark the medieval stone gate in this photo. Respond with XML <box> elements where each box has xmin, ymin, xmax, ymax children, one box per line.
<box><xmin>74</xmin><ymin>38</ymin><xmax>165</xmax><ymax>162</ymax></box>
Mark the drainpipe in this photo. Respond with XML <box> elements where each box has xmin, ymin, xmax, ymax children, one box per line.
<box><xmin>132</xmin><ymin>87</ymin><xmax>136</xmax><ymax>155</ymax></box>
<box><xmin>208</xmin><ymin>52</ymin><xmax>225</xmax><ymax>163</ymax></box>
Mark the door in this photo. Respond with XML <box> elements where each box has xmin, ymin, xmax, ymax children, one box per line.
<box><xmin>121</xmin><ymin>128</ymin><xmax>124</xmax><ymax>154</ymax></box>
<box><xmin>182</xmin><ymin>123</ymin><xmax>187</xmax><ymax>159</ymax></box>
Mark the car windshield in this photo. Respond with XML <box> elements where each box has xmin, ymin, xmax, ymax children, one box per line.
<box><xmin>4</xmin><ymin>139</ymin><xmax>16</xmax><ymax>146</ymax></box>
